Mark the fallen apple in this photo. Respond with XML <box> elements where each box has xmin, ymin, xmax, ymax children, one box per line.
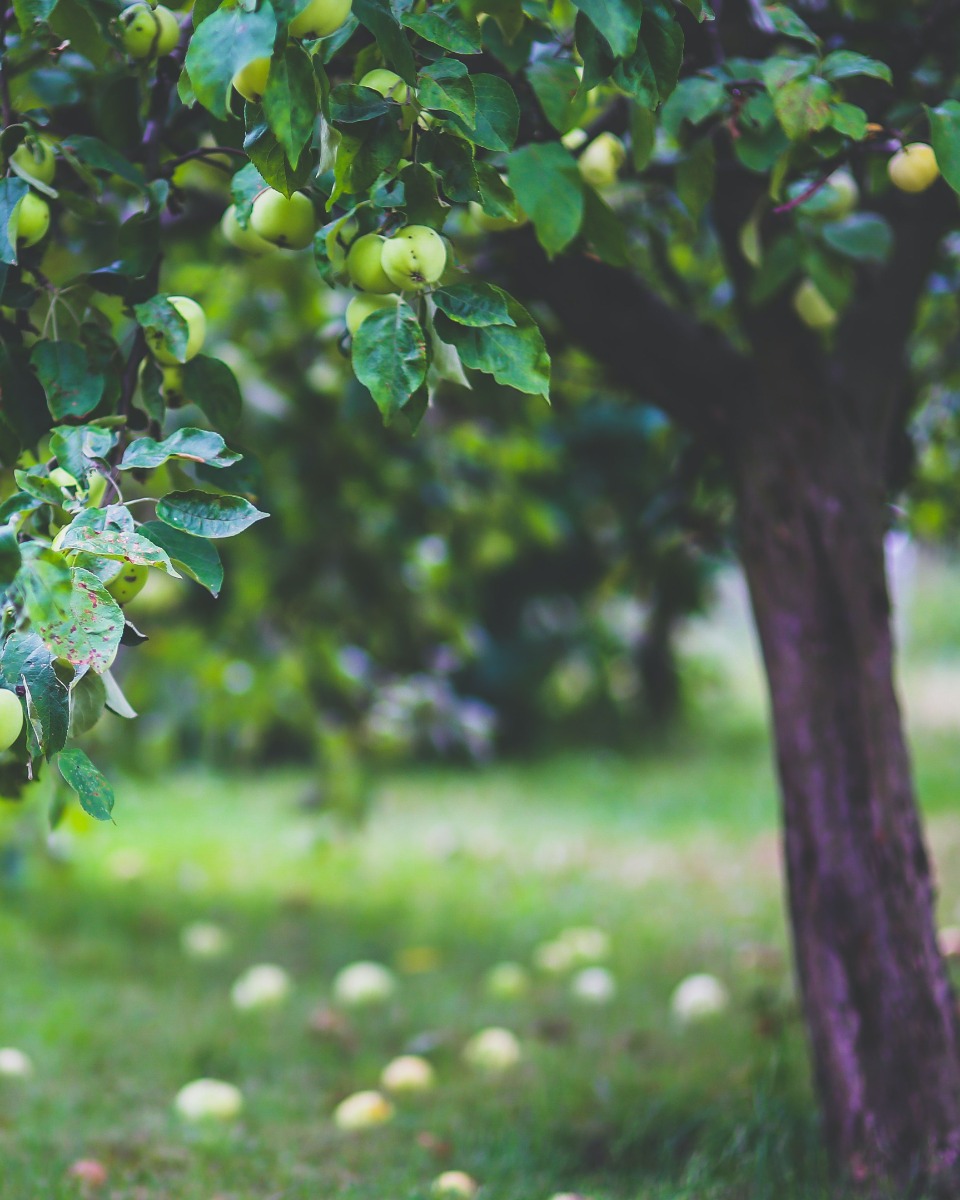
<box><xmin>174</xmin><ymin>1078</ymin><xmax>243</xmax><ymax>1121</ymax></box>
<box><xmin>380</xmin><ymin>1054</ymin><xmax>435</xmax><ymax>1094</ymax></box>
<box><xmin>230</xmin><ymin>963</ymin><xmax>292</xmax><ymax>1010</ymax></box>
<box><xmin>670</xmin><ymin>973</ymin><xmax>730</xmax><ymax>1023</ymax></box>
<box><xmin>0</xmin><ymin>1047</ymin><xmax>33</xmax><ymax>1077</ymax></box>
<box><xmin>462</xmin><ymin>1026</ymin><xmax>521</xmax><ymax>1072</ymax></box>
<box><xmin>333</xmin><ymin>1089</ymin><xmax>395</xmax><ymax>1130</ymax></box>
<box><xmin>333</xmin><ymin>960</ymin><xmax>397</xmax><ymax>1006</ymax></box>
<box><xmin>432</xmin><ymin>1171</ymin><xmax>478</xmax><ymax>1198</ymax></box>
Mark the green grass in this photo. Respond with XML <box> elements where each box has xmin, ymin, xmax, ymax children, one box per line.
<box><xmin>3</xmin><ymin>551</ymin><xmax>960</xmax><ymax>1199</ymax></box>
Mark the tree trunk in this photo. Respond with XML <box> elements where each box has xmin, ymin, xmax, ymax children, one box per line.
<box><xmin>734</xmin><ymin>356</ymin><xmax>960</xmax><ymax>1189</ymax></box>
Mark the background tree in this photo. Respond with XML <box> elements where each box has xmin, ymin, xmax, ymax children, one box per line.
<box><xmin>3</xmin><ymin>0</ymin><xmax>960</xmax><ymax>1189</ymax></box>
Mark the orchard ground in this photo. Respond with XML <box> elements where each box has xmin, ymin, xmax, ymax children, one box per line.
<box><xmin>3</xmin><ymin>550</ymin><xmax>960</xmax><ymax>1200</ymax></box>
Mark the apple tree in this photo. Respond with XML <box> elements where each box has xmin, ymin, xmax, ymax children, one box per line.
<box><xmin>5</xmin><ymin>0</ymin><xmax>960</xmax><ymax>1187</ymax></box>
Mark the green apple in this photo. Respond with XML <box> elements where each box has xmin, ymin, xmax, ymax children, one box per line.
<box><xmin>289</xmin><ymin>0</ymin><xmax>352</xmax><ymax>38</ymax></box>
<box><xmin>359</xmin><ymin>68</ymin><xmax>417</xmax><ymax>128</ymax></box>
<box><xmin>49</xmin><ymin>467</ymin><xmax>78</xmax><ymax>490</ymax></box>
<box><xmin>793</xmin><ymin>279</ymin><xmax>837</xmax><ymax>330</ymax></box>
<box><xmin>11</xmin><ymin>193</ymin><xmax>50</xmax><ymax>247</ymax></box>
<box><xmin>789</xmin><ymin>169</ymin><xmax>859</xmax><ymax>221</ymax></box>
<box><xmin>220</xmin><ymin>205</ymin><xmax>276</xmax><ymax>256</ymax></box>
<box><xmin>232</xmin><ymin>57</ymin><xmax>271</xmax><ymax>103</ymax></box>
<box><xmin>326</xmin><ymin>216</ymin><xmax>359</xmax><ymax>277</ymax></box>
<box><xmin>87</xmin><ymin>473</ymin><xmax>108</xmax><ymax>508</ymax></box>
<box><xmin>154</xmin><ymin>5</ymin><xmax>181</xmax><ymax>54</ymax></box>
<box><xmin>468</xmin><ymin>201</ymin><xmax>528</xmax><ymax>233</ymax></box>
<box><xmin>0</xmin><ymin>689</ymin><xmax>24</xmax><ymax>752</ymax></box>
<box><xmin>10</xmin><ymin>135</ymin><xmax>56</xmax><ymax>185</ymax></box>
<box><xmin>346</xmin><ymin>293</ymin><xmax>400</xmax><ymax>336</ymax></box>
<box><xmin>161</xmin><ymin>364</ymin><xmax>185</xmax><ymax>407</ymax></box>
<box><xmin>106</xmin><ymin>562</ymin><xmax>149</xmax><ymax>606</ymax></box>
<box><xmin>333</xmin><ymin>1090</ymin><xmax>394</xmax><ymax>1130</ymax></box>
<box><xmin>888</xmin><ymin>142</ymin><xmax>940</xmax><ymax>193</ymax></box>
<box><xmin>578</xmin><ymin>132</ymin><xmax>626</xmax><ymax>189</ymax></box>
<box><xmin>147</xmin><ymin>295</ymin><xmax>206</xmax><ymax>365</ymax></box>
<box><xmin>121</xmin><ymin>3</ymin><xmax>161</xmax><ymax>59</ymax></box>
<box><xmin>346</xmin><ymin>233</ymin><xmax>396</xmax><ymax>293</ymax></box>
<box><xmin>250</xmin><ymin>188</ymin><xmax>315</xmax><ymax>250</ymax></box>
<box><xmin>381</xmin><ymin>225</ymin><xmax>447</xmax><ymax>290</ymax></box>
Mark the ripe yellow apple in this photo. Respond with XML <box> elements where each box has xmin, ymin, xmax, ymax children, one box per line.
<box><xmin>154</xmin><ymin>5</ymin><xmax>181</xmax><ymax>54</ymax></box>
<box><xmin>380</xmin><ymin>225</ymin><xmax>447</xmax><ymax>290</ymax></box>
<box><xmin>793</xmin><ymin>279</ymin><xmax>837</xmax><ymax>330</ymax></box>
<box><xmin>147</xmin><ymin>295</ymin><xmax>206</xmax><ymax>365</ymax></box>
<box><xmin>250</xmin><ymin>188</ymin><xmax>315</xmax><ymax>249</ymax></box>
<box><xmin>289</xmin><ymin>0</ymin><xmax>352</xmax><ymax>38</ymax></box>
<box><xmin>578</xmin><ymin>133</ymin><xmax>626</xmax><ymax>189</ymax></box>
<box><xmin>0</xmin><ymin>689</ymin><xmax>24</xmax><ymax>751</ymax></box>
<box><xmin>346</xmin><ymin>233</ymin><xmax>396</xmax><ymax>293</ymax></box>
<box><xmin>106</xmin><ymin>562</ymin><xmax>149</xmax><ymax>605</ymax></box>
<box><xmin>346</xmin><ymin>293</ymin><xmax>400</xmax><ymax>335</ymax></box>
<box><xmin>887</xmin><ymin>142</ymin><xmax>940</xmax><ymax>193</ymax></box>
<box><xmin>232</xmin><ymin>57</ymin><xmax>271</xmax><ymax>104</ymax></box>
<box><xmin>220</xmin><ymin>205</ymin><xmax>276</xmax><ymax>256</ymax></box>
<box><xmin>120</xmin><ymin>3</ymin><xmax>161</xmax><ymax>59</ymax></box>
<box><xmin>10</xmin><ymin>136</ymin><xmax>56</xmax><ymax>185</ymax></box>
<box><xmin>11</xmin><ymin>192</ymin><xmax>50</xmax><ymax>247</ymax></box>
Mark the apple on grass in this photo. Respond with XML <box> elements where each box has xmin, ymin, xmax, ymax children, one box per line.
<box><xmin>230</xmin><ymin>963</ymin><xmax>292</xmax><ymax>1010</ymax></box>
<box><xmin>180</xmin><ymin>921</ymin><xmax>229</xmax><ymax>959</ymax></box>
<box><xmin>332</xmin><ymin>960</ymin><xmax>397</xmax><ymax>1006</ymax></box>
<box><xmin>380</xmin><ymin>1054</ymin><xmax>435</xmax><ymax>1094</ymax></box>
<box><xmin>485</xmin><ymin>961</ymin><xmax>530</xmax><ymax>999</ymax></box>
<box><xmin>333</xmin><ymin>1089</ymin><xmax>394</xmax><ymax>1130</ymax></box>
<box><xmin>174</xmin><ymin>1078</ymin><xmax>243</xmax><ymax>1122</ymax></box>
<box><xmin>432</xmin><ymin>1171</ymin><xmax>478</xmax><ymax>1198</ymax></box>
<box><xmin>0</xmin><ymin>1047</ymin><xmax>33</xmax><ymax>1078</ymax></box>
<box><xmin>462</xmin><ymin>1027</ymin><xmax>521</xmax><ymax>1072</ymax></box>
<box><xmin>570</xmin><ymin>966</ymin><xmax>617</xmax><ymax>1004</ymax></box>
<box><xmin>670</xmin><ymin>973</ymin><xmax>730</xmax><ymax>1023</ymax></box>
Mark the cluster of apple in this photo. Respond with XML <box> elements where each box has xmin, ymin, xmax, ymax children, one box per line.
<box><xmin>791</xmin><ymin>141</ymin><xmax>942</xmax><ymax>332</ymax></box>
<box><xmin>334</xmin><ymin>225</ymin><xmax>448</xmax><ymax>334</ymax></box>
<box><xmin>231</xmin><ymin>0</ymin><xmax>353</xmax><ymax>104</ymax></box>
<box><xmin>5</xmin><ymin>134</ymin><xmax>55</xmax><ymax>249</ymax></box>
<box><xmin>119</xmin><ymin>1</ymin><xmax>181</xmax><ymax>61</ymax></box>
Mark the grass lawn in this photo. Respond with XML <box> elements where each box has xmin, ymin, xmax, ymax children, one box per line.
<box><xmin>2</xmin><ymin>553</ymin><xmax>960</xmax><ymax>1199</ymax></box>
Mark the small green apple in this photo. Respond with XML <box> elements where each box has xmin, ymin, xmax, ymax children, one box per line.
<box><xmin>120</xmin><ymin>3</ymin><xmax>161</xmax><ymax>59</ymax></box>
<box><xmin>220</xmin><ymin>205</ymin><xmax>276</xmax><ymax>256</ymax></box>
<box><xmin>359</xmin><ymin>68</ymin><xmax>417</xmax><ymax>128</ymax></box>
<box><xmin>468</xmin><ymin>201</ymin><xmax>528</xmax><ymax>233</ymax></box>
<box><xmin>161</xmin><ymin>364</ymin><xmax>185</xmax><ymax>407</ymax></box>
<box><xmin>11</xmin><ymin>193</ymin><xmax>50</xmax><ymax>247</ymax></box>
<box><xmin>0</xmin><ymin>689</ymin><xmax>24</xmax><ymax>751</ymax></box>
<box><xmin>147</xmin><ymin>295</ymin><xmax>206</xmax><ymax>365</ymax></box>
<box><xmin>346</xmin><ymin>233</ymin><xmax>397</xmax><ymax>294</ymax></box>
<box><xmin>793</xmin><ymin>279</ymin><xmax>837</xmax><ymax>330</ymax></box>
<box><xmin>250</xmin><ymin>188</ymin><xmax>315</xmax><ymax>250</ymax></box>
<box><xmin>346</xmin><ymin>292</ymin><xmax>400</xmax><ymax>336</ymax></box>
<box><xmin>106</xmin><ymin>562</ymin><xmax>149</xmax><ymax>606</ymax></box>
<box><xmin>10</xmin><ymin>135</ymin><xmax>56</xmax><ymax>185</ymax></box>
<box><xmin>380</xmin><ymin>225</ymin><xmax>447</xmax><ymax>290</ymax></box>
<box><xmin>789</xmin><ymin>169</ymin><xmax>859</xmax><ymax>221</ymax></box>
<box><xmin>326</xmin><ymin>216</ymin><xmax>359</xmax><ymax>277</ymax></box>
<box><xmin>289</xmin><ymin>0</ymin><xmax>352</xmax><ymax>38</ymax></box>
<box><xmin>232</xmin><ymin>57</ymin><xmax>271</xmax><ymax>103</ymax></box>
<box><xmin>888</xmin><ymin>142</ymin><xmax>940</xmax><ymax>193</ymax></box>
<box><xmin>578</xmin><ymin>132</ymin><xmax>626</xmax><ymax>189</ymax></box>
<box><xmin>154</xmin><ymin>5</ymin><xmax>181</xmax><ymax>54</ymax></box>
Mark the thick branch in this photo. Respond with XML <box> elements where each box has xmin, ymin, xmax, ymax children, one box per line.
<box><xmin>496</xmin><ymin>234</ymin><xmax>753</xmax><ymax>443</ymax></box>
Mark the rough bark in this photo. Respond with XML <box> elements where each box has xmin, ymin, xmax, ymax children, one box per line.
<box><xmin>734</xmin><ymin>346</ymin><xmax>960</xmax><ymax>1189</ymax></box>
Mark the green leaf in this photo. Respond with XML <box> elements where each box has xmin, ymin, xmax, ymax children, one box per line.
<box><xmin>58</xmin><ymin>747</ymin><xmax>114</xmax><ymax>822</ymax></box>
<box><xmin>821</xmin><ymin>50</ymin><xmax>891</xmax><ymax>85</ymax></box>
<box><xmin>49</xmin><ymin>425</ymin><xmax>117</xmax><ymax>481</ymax></box>
<box><xmin>263</xmin><ymin>40</ymin><xmax>317</xmax><ymax>167</ymax></box>
<box><xmin>677</xmin><ymin>136</ymin><xmax>716</xmax><ymax>222</ymax></box>
<box><xmin>0</xmin><ymin>177</ymin><xmax>30</xmax><ymax>265</ymax></box>
<box><xmin>120</xmin><ymin>429</ymin><xmax>241</xmax><ymax>472</ymax></box>
<box><xmin>353</xmin><ymin>0</ymin><xmax>417</xmax><ymax>85</ymax></box>
<box><xmin>434</xmin><ymin>292</ymin><xmax>550</xmax><ymax>399</ymax></box>
<box><xmin>763</xmin><ymin>4</ymin><xmax>820</xmax><ymax>47</ymax></box>
<box><xmin>13</xmin><ymin>0</ymin><xmax>57</xmax><ymax>27</ymax></box>
<box><xmin>526</xmin><ymin>60</ymin><xmax>589</xmax><ymax>135</ymax></box>
<box><xmin>581</xmin><ymin>187</ymin><xmax>629</xmax><ymax>267</ymax></box>
<box><xmin>133</xmin><ymin>295</ymin><xmax>188</xmax><ymax>364</ymax></box>
<box><xmin>138</xmin><ymin>521</ymin><xmax>223</xmax><ymax>597</ymax></box>
<box><xmin>330</xmin><ymin>83</ymin><xmax>392</xmax><ymax>124</ymax></box>
<box><xmin>59</xmin><ymin>135</ymin><xmax>147</xmax><ymax>191</ymax></box>
<box><xmin>399</xmin><ymin>163</ymin><xmax>446</xmax><ymax>230</ymax></box>
<box><xmin>56</xmin><ymin>527</ymin><xmax>178</xmax><ymax>576</ymax></box>
<box><xmin>613</xmin><ymin>39</ymin><xmax>659</xmax><ymax>109</ymax></box>
<box><xmin>418</xmin><ymin>60</ymin><xmax>477</xmax><ymax>127</ymax></box>
<box><xmin>928</xmin><ymin>101</ymin><xmax>960</xmax><ymax>197</ymax></box>
<box><xmin>157</xmin><ymin>491</ymin><xmax>269</xmax><ymax>538</ymax></box>
<box><xmin>69</xmin><ymin>670</ymin><xmax>106</xmax><ymax>738</ymax></box>
<box><xmin>640</xmin><ymin>5</ymin><xmax>684</xmax><ymax>103</ymax></box>
<box><xmin>433</xmin><ymin>282</ymin><xmax>517</xmax><ymax>327</ymax></box>
<box><xmin>447</xmin><ymin>75</ymin><xmax>519</xmax><ymax>153</ymax></box>
<box><xmin>14</xmin><ymin>467</ymin><xmax>64</xmax><ymax>506</ymax></box>
<box><xmin>419</xmin><ymin>130</ymin><xmax>480</xmax><ymax>203</ymax></box>
<box><xmin>244</xmin><ymin>121</ymin><xmax>315</xmax><ymax>196</ymax></box>
<box><xmin>231</xmin><ymin>162</ymin><xmax>268</xmax><ymax>225</ymax></box>
<box><xmin>18</xmin><ymin>554</ymin><xmax>124</xmax><ymax>674</ymax></box>
<box><xmin>30</xmin><ymin>341</ymin><xmax>106</xmax><ymax>420</ymax></box>
<box><xmin>1</xmin><ymin>631</ymin><xmax>67</xmax><ymax>759</ymax></box>
<box><xmin>0</xmin><ymin>526</ymin><xmax>21</xmax><ymax>588</ymax></box>
<box><xmin>402</xmin><ymin>6</ymin><xmax>481</xmax><ymax>54</ymax></box>
<box><xmin>103</xmin><ymin>670</ymin><xmax>137</xmax><ymax>719</ymax></box>
<box><xmin>507</xmin><ymin>142</ymin><xmax>584</xmax><ymax>256</ymax></box>
<box><xmin>772</xmin><ymin>76</ymin><xmax>834</xmax><ymax>140</ymax></box>
<box><xmin>571</xmin><ymin>0</ymin><xmax>642</xmax><ymax>58</ymax></box>
<box><xmin>820</xmin><ymin>213</ymin><xmax>893</xmax><ymax>263</ymax></box>
<box><xmin>352</xmin><ymin>304</ymin><xmax>428</xmax><ymax>423</ymax></box>
<box><xmin>630</xmin><ymin>106</ymin><xmax>656</xmax><ymax>169</ymax></box>
<box><xmin>830</xmin><ymin>102</ymin><xmax>867</xmax><ymax>141</ymax></box>
<box><xmin>182</xmin><ymin>355</ymin><xmax>243</xmax><ymax>432</ymax></box>
<box><xmin>660</xmin><ymin>76</ymin><xmax>727</xmax><ymax>139</ymax></box>
<box><xmin>185</xmin><ymin>1</ymin><xmax>279</xmax><ymax>120</ymax></box>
